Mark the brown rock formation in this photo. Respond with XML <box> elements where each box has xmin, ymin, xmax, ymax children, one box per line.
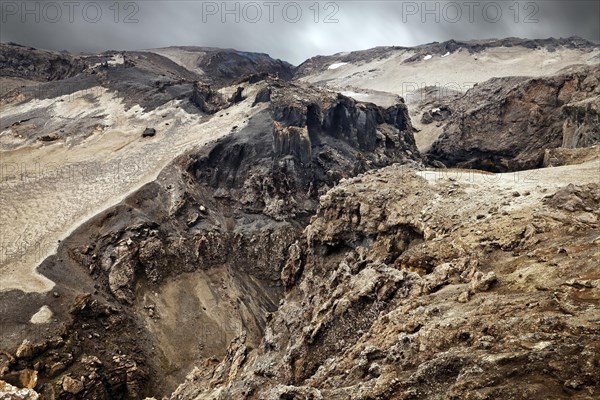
<box><xmin>169</xmin><ymin>161</ymin><xmax>600</xmax><ymax>399</ymax></box>
<box><xmin>428</xmin><ymin>65</ymin><xmax>599</xmax><ymax>171</ymax></box>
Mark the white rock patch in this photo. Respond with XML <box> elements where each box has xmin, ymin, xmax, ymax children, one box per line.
<box><xmin>328</xmin><ymin>62</ymin><xmax>348</xmax><ymax>70</ymax></box>
<box><xmin>30</xmin><ymin>305</ymin><xmax>53</xmax><ymax>324</ymax></box>
<box><xmin>423</xmin><ymin>55</ymin><xmax>433</xmax><ymax>60</ymax></box>
<box><xmin>108</xmin><ymin>54</ymin><xmax>125</xmax><ymax>66</ymax></box>
<box><xmin>91</xmin><ymin>54</ymin><xmax>124</xmax><ymax>69</ymax></box>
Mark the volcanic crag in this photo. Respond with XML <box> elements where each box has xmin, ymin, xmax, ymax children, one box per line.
<box><xmin>0</xmin><ymin>38</ymin><xmax>599</xmax><ymax>399</ymax></box>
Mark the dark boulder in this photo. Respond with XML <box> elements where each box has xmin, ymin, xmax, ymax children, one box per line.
<box><xmin>229</xmin><ymin>87</ymin><xmax>245</xmax><ymax>103</ymax></box>
<box><xmin>142</xmin><ymin>128</ymin><xmax>156</xmax><ymax>137</ymax></box>
<box><xmin>253</xmin><ymin>87</ymin><xmax>272</xmax><ymax>106</ymax></box>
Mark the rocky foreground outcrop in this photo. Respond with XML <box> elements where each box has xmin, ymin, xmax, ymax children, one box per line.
<box><xmin>427</xmin><ymin>65</ymin><xmax>600</xmax><ymax>171</ymax></box>
<box><xmin>169</xmin><ymin>159</ymin><xmax>600</xmax><ymax>400</ymax></box>
<box><xmin>0</xmin><ymin>77</ymin><xmax>419</xmax><ymax>398</ymax></box>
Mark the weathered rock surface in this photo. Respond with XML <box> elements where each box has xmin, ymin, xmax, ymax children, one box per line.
<box><xmin>0</xmin><ymin>380</ymin><xmax>39</xmax><ymax>400</ymax></box>
<box><xmin>195</xmin><ymin>49</ymin><xmax>293</xmax><ymax>85</ymax></box>
<box><xmin>169</xmin><ymin>160</ymin><xmax>600</xmax><ymax>399</ymax></box>
<box><xmin>151</xmin><ymin>47</ymin><xmax>294</xmax><ymax>86</ymax></box>
<box><xmin>427</xmin><ymin>65</ymin><xmax>600</xmax><ymax>171</ymax></box>
<box><xmin>191</xmin><ymin>83</ymin><xmax>228</xmax><ymax>114</ymax></box>
<box><xmin>2</xmin><ymin>39</ymin><xmax>599</xmax><ymax>400</ymax></box>
<box><xmin>544</xmin><ymin>145</ymin><xmax>600</xmax><ymax>167</ymax></box>
<box><xmin>562</xmin><ymin>97</ymin><xmax>600</xmax><ymax>148</ymax></box>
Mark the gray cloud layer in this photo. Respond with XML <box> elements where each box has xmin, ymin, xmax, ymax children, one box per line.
<box><xmin>1</xmin><ymin>1</ymin><xmax>598</xmax><ymax>64</ymax></box>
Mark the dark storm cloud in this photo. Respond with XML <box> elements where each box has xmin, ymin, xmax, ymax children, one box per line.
<box><xmin>1</xmin><ymin>1</ymin><xmax>598</xmax><ymax>65</ymax></box>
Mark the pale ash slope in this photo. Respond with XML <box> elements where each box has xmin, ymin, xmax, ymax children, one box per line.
<box><xmin>0</xmin><ymin>83</ymin><xmax>261</xmax><ymax>293</ymax></box>
<box><xmin>298</xmin><ymin>44</ymin><xmax>599</xmax><ymax>104</ymax></box>
<box><xmin>148</xmin><ymin>47</ymin><xmax>294</xmax><ymax>85</ymax></box>
<box><xmin>169</xmin><ymin>157</ymin><xmax>600</xmax><ymax>400</ymax></box>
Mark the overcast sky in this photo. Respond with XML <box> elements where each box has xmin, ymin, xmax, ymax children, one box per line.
<box><xmin>1</xmin><ymin>1</ymin><xmax>598</xmax><ymax>64</ymax></box>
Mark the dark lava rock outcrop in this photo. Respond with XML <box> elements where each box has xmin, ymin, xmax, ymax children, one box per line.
<box><xmin>191</xmin><ymin>82</ymin><xmax>228</xmax><ymax>114</ymax></box>
<box><xmin>427</xmin><ymin>65</ymin><xmax>600</xmax><ymax>171</ymax></box>
<box><xmin>196</xmin><ymin>48</ymin><xmax>294</xmax><ymax>85</ymax></box>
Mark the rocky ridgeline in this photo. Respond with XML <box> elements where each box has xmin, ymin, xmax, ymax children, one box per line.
<box><xmin>0</xmin><ymin>43</ymin><xmax>294</xmax><ymax>113</ymax></box>
<box><xmin>295</xmin><ymin>37</ymin><xmax>598</xmax><ymax>78</ymax></box>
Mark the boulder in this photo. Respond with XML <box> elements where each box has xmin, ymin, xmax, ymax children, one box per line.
<box><xmin>62</xmin><ymin>375</ymin><xmax>84</xmax><ymax>394</ymax></box>
<box><xmin>428</xmin><ymin>65</ymin><xmax>599</xmax><ymax>171</ymax></box>
<box><xmin>142</xmin><ymin>128</ymin><xmax>156</xmax><ymax>137</ymax></box>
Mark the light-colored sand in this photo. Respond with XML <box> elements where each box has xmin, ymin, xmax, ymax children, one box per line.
<box><xmin>417</xmin><ymin>157</ymin><xmax>600</xmax><ymax>214</ymax></box>
<box><xmin>412</xmin><ymin>121</ymin><xmax>445</xmax><ymax>153</ymax></box>
<box><xmin>0</xmin><ymin>84</ymin><xmax>264</xmax><ymax>293</ymax></box>
<box><xmin>136</xmin><ymin>268</ymin><xmax>272</xmax><ymax>388</ymax></box>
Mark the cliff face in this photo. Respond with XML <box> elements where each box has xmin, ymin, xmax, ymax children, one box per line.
<box><xmin>0</xmin><ymin>78</ymin><xmax>420</xmax><ymax>398</ymax></box>
<box><xmin>562</xmin><ymin>98</ymin><xmax>600</xmax><ymax>148</ymax></box>
<box><xmin>427</xmin><ymin>66</ymin><xmax>600</xmax><ymax>171</ymax></box>
<box><xmin>170</xmin><ymin>159</ymin><xmax>600</xmax><ymax>400</ymax></box>
<box><xmin>189</xmin><ymin>80</ymin><xmax>418</xmax><ymax>224</ymax></box>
